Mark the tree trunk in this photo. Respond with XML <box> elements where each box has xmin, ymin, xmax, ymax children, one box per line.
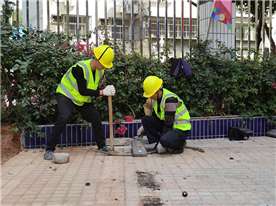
<box><xmin>264</xmin><ymin>22</ymin><xmax>276</xmax><ymax>55</ymax></box>
<box><xmin>256</xmin><ymin>11</ymin><xmax>263</xmax><ymax>52</ymax></box>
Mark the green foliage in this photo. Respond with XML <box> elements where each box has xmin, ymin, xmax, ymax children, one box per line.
<box><xmin>1</xmin><ymin>1</ymin><xmax>276</xmax><ymax>136</ymax></box>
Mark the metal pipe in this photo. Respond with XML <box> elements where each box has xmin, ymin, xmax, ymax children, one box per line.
<box><xmin>240</xmin><ymin>0</ymin><xmax>243</xmax><ymax>62</ymax></box>
<box><xmin>139</xmin><ymin>0</ymin><xmax>143</xmax><ymax>55</ymax></box>
<box><xmin>173</xmin><ymin>0</ymin><xmax>176</xmax><ymax>58</ymax></box>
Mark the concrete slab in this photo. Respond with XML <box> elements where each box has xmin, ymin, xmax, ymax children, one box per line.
<box><xmin>1</xmin><ymin>136</ymin><xmax>275</xmax><ymax>206</ymax></box>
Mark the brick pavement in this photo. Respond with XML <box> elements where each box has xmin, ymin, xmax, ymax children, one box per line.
<box><xmin>1</xmin><ymin>136</ymin><xmax>275</xmax><ymax>206</ymax></box>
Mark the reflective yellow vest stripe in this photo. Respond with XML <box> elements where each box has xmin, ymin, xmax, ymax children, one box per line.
<box><xmin>56</xmin><ymin>59</ymin><xmax>104</xmax><ymax>106</ymax></box>
<box><xmin>153</xmin><ymin>88</ymin><xmax>191</xmax><ymax>131</ymax></box>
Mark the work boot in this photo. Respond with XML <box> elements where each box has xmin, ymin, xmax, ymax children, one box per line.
<box><xmin>98</xmin><ymin>145</ymin><xmax>109</xmax><ymax>153</ymax></box>
<box><xmin>44</xmin><ymin>150</ymin><xmax>54</xmax><ymax>160</ymax></box>
<box><xmin>171</xmin><ymin>140</ymin><xmax>186</xmax><ymax>154</ymax></box>
<box><xmin>157</xmin><ymin>142</ymin><xmax>166</xmax><ymax>154</ymax></box>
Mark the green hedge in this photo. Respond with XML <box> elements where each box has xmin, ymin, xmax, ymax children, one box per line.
<box><xmin>1</xmin><ymin>5</ymin><xmax>276</xmax><ymax>135</ymax></box>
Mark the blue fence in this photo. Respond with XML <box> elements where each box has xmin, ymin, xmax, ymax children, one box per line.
<box><xmin>22</xmin><ymin>116</ymin><xmax>275</xmax><ymax>149</ymax></box>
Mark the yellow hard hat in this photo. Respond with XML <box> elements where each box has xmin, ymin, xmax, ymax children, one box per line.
<box><xmin>143</xmin><ymin>76</ymin><xmax>163</xmax><ymax>98</ymax></box>
<box><xmin>94</xmin><ymin>45</ymin><xmax>114</xmax><ymax>68</ymax></box>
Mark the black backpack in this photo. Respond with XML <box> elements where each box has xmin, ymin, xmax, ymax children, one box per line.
<box><xmin>228</xmin><ymin>127</ymin><xmax>253</xmax><ymax>141</ymax></box>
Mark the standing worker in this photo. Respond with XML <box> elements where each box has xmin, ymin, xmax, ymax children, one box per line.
<box><xmin>44</xmin><ymin>45</ymin><xmax>115</xmax><ymax>160</ymax></box>
<box><xmin>141</xmin><ymin>76</ymin><xmax>191</xmax><ymax>154</ymax></box>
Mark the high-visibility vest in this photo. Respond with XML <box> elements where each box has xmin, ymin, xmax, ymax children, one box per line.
<box><xmin>152</xmin><ymin>88</ymin><xmax>191</xmax><ymax>131</ymax></box>
<box><xmin>56</xmin><ymin>59</ymin><xmax>104</xmax><ymax>106</ymax></box>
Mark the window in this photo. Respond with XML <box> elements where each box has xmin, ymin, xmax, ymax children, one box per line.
<box><xmin>63</xmin><ymin>16</ymin><xmax>88</xmax><ymax>35</ymax></box>
<box><xmin>101</xmin><ymin>18</ymin><xmax>130</xmax><ymax>40</ymax></box>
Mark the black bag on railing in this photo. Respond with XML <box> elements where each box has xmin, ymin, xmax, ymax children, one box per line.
<box><xmin>228</xmin><ymin>127</ymin><xmax>253</xmax><ymax>141</ymax></box>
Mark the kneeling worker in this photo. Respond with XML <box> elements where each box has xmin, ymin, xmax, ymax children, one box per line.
<box><xmin>141</xmin><ymin>76</ymin><xmax>191</xmax><ymax>154</ymax></box>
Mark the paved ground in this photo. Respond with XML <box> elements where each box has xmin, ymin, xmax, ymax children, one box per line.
<box><xmin>1</xmin><ymin>136</ymin><xmax>275</xmax><ymax>206</ymax></box>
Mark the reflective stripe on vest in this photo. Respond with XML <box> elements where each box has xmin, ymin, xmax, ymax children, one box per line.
<box><xmin>59</xmin><ymin>82</ymin><xmax>82</xmax><ymax>104</ymax></box>
<box><xmin>56</xmin><ymin>60</ymin><xmax>104</xmax><ymax>106</ymax></box>
<box><xmin>153</xmin><ymin>88</ymin><xmax>191</xmax><ymax>131</ymax></box>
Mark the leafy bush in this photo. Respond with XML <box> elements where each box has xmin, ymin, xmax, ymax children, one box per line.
<box><xmin>1</xmin><ymin>1</ymin><xmax>275</xmax><ymax>136</ymax></box>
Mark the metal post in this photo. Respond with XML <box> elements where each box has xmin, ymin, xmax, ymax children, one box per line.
<box><xmin>262</xmin><ymin>0</ymin><xmax>265</xmax><ymax>57</ymax></box>
<box><xmin>47</xmin><ymin>0</ymin><xmax>50</xmax><ymax>31</ymax></box>
<box><xmin>36</xmin><ymin>0</ymin><xmax>39</xmax><ymax>30</ymax></box>
<box><xmin>86</xmin><ymin>0</ymin><xmax>89</xmax><ymax>46</ymax></box>
<box><xmin>197</xmin><ymin>0</ymin><xmax>199</xmax><ymax>45</ymax></box>
<box><xmin>16</xmin><ymin>0</ymin><xmax>19</xmax><ymax>34</ymax></box>
<box><xmin>57</xmin><ymin>0</ymin><xmax>60</xmax><ymax>33</ymax></box>
<box><xmin>27</xmin><ymin>0</ymin><xmax>29</xmax><ymax>29</ymax></box>
<box><xmin>269</xmin><ymin>0</ymin><xmax>272</xmax><ymax>56</ymax></box>
<box><xmin>240</xmin><ymin>0</ymin><xmax>243</xmax><ymax>62</ymax></box>
<box><xmin>157</xmin><ymin>0</ymin><xmax>160</xmax><ymax>60</ymax></box>
<box><xmin>165</xmin><ymin>0</ymin><xmax>168</xmax><ymax>61</ymax></box>
<box><xmin>95</xmin><ymin>0</ymin><xmax>98</xmax><ymax>46</ymax></box>
<box><xmin>105</xmin><ymin>0</ymin><xmax>107</xmax><ymax>36</ymax></box>
<box><xmin>114</xmin><ymin>0</ymin><xmax>117</xmax><ymax>47</ymax></box>
<box><xmin>255</xmin><ymin>0</ymin><xmax>258</xmax><ymax>58</ymax></box>
<box><xmin>148</xmin><ymin>0</ymin><xmax>151</xmax><ymax>57</ymax></box>
<box><xmin>248</xmin><ymin>0</ymin><xmax>251</xmax><ymax>58</ymax></box>
<box><xmin>173</xmin><ymin>0</ymin><xmax>176</xmax><ymax>58</ymax></box>
<box><xmin>181</xmin><ymin>0</ymin><xmax>184</xmax><ymax>59</ymax></box>
<box><xmin>139</xmin><ymin>0</ymin><xmax>143</xmax><ymax>55</ymax></box>
<box><xmin>123</xmin><ymin>0</ymin><xmax>125</xmax><ymax>50</ymax></box>
<box><xmin>189</xmin><ymin>0</ymin><xmax>192</xmax><ymax>54</ymax></box>
<box><xmin>76</xmin><ymin>0</ymin><xmax>79</xmax><ymax>40</ymax></box>
<box><xmin>131</xmin><ymin>0</ymin><xmax>134</xmax><ymax>51</ymax></box>
<box><xmin>66</xmin><ymin>0</ymin><xmax>69</xmax><ymax>36</ymax></box>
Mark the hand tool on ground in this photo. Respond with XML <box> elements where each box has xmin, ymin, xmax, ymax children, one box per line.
<box><xmin>108</xmin><ymin>96</ymin><xmax>114</xmax><ymax>151</ymax></box>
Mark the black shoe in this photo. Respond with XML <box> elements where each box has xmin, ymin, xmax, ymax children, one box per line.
<box><xmin>171</xmin><ymin>149</ymin><xmax>184</xmax><ymax>154</ymax></box>
<box><xmin>98</xmin><ymin>145</ymin><xmax>109</xmax><ymax>153</ymax></box>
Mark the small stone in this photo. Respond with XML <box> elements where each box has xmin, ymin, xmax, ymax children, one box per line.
<box><xmin>182</xmin><ymin>191</ymin><xmax>188</xmax><ymax>197</ymax></box>
<box><xmin>85</xmin><ymin>183</ymin><xmax>90</xmax><ymax>186</ymax></box>
<box><xmin>33</xmin><ymin>151</ymin><xmax>36</xmax><ymax>153</ymax></box>
<box><xmin>8</xmin><ymin>172</ymin><xmax>13</xmax><ymax>175</ymax></box>
<box><xmin>229</xmin><ymin>157</ymin><xmax>234</xmax><ymax>160</ymax></box>
<box><xmin>115</xmin><ymin>198</ymin><xmax>118</xmax><ymax>201</ymax></box>
<box><xmin>112</xmin><ymin>179</ymin><xmax>116</xmax><ymax>181</ymax></box>
<box><xmin>24</xmin><ymin>150</ymin><xmax>28</xmax><ymax>152</ymax></box>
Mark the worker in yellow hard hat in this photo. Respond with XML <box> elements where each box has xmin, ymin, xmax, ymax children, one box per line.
<box><xmin>141</xmin><ymin>76</ymin><xmax>191</xmax><ymax>154</ymax></box>
<box><xmin>44</xmin><ymin>45</ymin><xmax>115</xmax><ymax>160</ymax></box>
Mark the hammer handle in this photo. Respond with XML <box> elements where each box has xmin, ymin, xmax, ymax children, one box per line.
<box><xmin>108</xmin><ymin>96</ymin><xmax>114</xmax><ymax>151</ymax></box>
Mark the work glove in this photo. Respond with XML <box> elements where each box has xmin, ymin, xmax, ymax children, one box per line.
<box><xmin>137</xmin><ymin>125</ymin><xmax>144</xmax><ymax>138</ymax></box>
<box><xmin>103</xmin><ymin>85</ymin><xmax>116</xmax><ymax>96</ymax></box>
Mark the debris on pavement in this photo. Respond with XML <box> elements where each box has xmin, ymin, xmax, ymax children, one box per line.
<box><xmin>136</xmin><ymin>170</ymin><xmax>160</xmax><ymax>190</ymax></box>
<box><xmin>141</xmin><ymin>197</ymin><xmax>163</xmax><ymax>206</ymax></box>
